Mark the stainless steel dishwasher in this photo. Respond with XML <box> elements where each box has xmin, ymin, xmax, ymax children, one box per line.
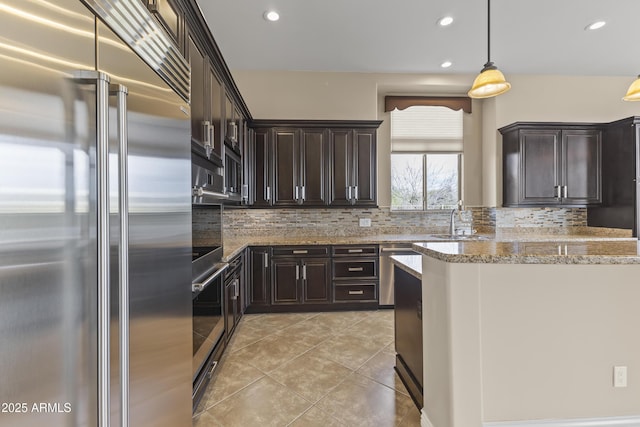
<box><xmin>379</xmin><ymin>243</ymin><xmax>418</xmax><ymax>307</ymax></box>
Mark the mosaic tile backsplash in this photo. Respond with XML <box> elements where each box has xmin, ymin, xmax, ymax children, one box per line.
<box><xmin>222</xmin><ymin>206</ymin><xmax>589</xmax><ymax>237</ymax></box>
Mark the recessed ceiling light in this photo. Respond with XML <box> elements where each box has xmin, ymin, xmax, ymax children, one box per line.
<box><xmin>586</xmin><ymin>21</ymin><xmax>606</xmax><ymax>30</ymax></box>
<box><xmin>437</xmin><ymin>16</ymin><xmax>454</xmax><ymax>27</ymax></box>
<box><xmin>264</xmin><ymin>10</ymin><xmax>280</xmax><ymax>22</ymax></box>
<box><xmin>441</xmin><ymin>61</ymin><xmax>453</xmax><ymax>68</ymax></box>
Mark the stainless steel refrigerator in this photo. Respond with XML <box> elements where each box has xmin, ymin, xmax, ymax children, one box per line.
<box><xmin>0</xmin><ymin>1</ymin><xmax>192</xmax><ymax>426</ymax></box>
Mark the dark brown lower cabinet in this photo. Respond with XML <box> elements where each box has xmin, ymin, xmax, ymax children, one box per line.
<box><xmin>272</xmin><ymin>257</ymin><xmax>331</xmax><ymax>305</ymax></box>
<box><xmin>393</xmin><ymin>266</ymin><xmax>423</xmax><ymax>409</ymax></box>
<box><xmin>248</xmin><ymin>246</ymin><xmax>271</xmax><ymax>308</ymax></box>
<box><xmin>246</xmin><ymin>244</ymin><xmax>379</xmax><ymax>312</ymax></box>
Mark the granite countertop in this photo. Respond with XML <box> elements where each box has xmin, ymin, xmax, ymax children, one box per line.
<box><xmin>222</xmin><ymin>231</ymin><xmax>635</xmax><ymax>262</ymax></box>
<box><xmin>412</xmin><ymin>240</ymin><xmax>640</xmax><ymax>264</ymax></box>
<box><xmin>390</xmin><ymin>255</ymin><xmax>422</xmax><ymax>279</ymax></box>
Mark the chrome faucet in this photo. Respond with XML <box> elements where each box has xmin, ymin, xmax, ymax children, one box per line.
<box><xmin>449</xmin><ymin>200</ymin><xmax>463</xmax><ymax>235</ymax></box>
<box><xmin>449</xmin><ymin>208</ymin><xmax>457</xmax><ymax>235</ymax></box>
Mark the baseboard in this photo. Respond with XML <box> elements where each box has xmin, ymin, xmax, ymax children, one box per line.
<box><xmin>483</xmin><ymin>415</ymin><xmax>640</xmax><ymax>427</ymax></box>
<box><xmin>421</xmin><ymin>409</ymin><xmax>434</xmax><ymax>427</ymax></box>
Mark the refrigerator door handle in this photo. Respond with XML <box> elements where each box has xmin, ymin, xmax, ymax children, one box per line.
<box><xmin>110</xmin><ymin>83</ymin><xmax>130</xmax><ymax>427</ymax></box>
<box><xmin>73</xmin><ymin>70</ymin><xmax>112</xmax><ymax>427</ymax></box>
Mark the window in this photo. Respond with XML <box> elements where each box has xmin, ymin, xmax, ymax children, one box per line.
<box><xmin>390</xmin><ymin>106</ymin><xmax>463</xmax><ymax>211</ymax></box>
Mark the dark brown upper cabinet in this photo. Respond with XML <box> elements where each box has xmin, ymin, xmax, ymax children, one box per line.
<box><xmin>500</xmin><ymin>123</ymin><xmax>601</xmax><ymax>207</ymax></box>
<box><xmin>145</xmin><ymin>0</ymin><xmax>182</xmax><ymax>47</ymax></box>
<box><xmin>249</xmin><ymin>120</ymin><xmax>381</xmax><ymax>208</ymax></box>
<box><xmin>209</xmin><ymin>65</ymin><xmax>223</xmax><ymax>159</ymax></box>
<box><xmin>328</xmin><ymin>128</ymin><xmax>377</xmax><ymax>207</ymax></box>
<box><xmin>271</xmin><ymin>128</ymin><xmax>327</xmax><ymax>207</ymax></box>
<box><xmin>187</xmin><ymin>30</ymin><xmax>223</xmax><ymax>163</ymax></box>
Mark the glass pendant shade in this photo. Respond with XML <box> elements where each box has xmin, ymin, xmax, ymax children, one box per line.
<box><xmin>468</xmin><ymin>62</ymin><xmax>511</xmax><ymax>99</ymax></box>
<box><xmin>623</xmin><ymin>75</ymin><xmax>640</xmax><ymax>101</ymax></box>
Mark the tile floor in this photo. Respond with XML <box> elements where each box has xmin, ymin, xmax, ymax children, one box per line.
<box><xmin>193</xmin><ymin>310</ymin><xmax>422</xmax><ymax>427</ymax></box>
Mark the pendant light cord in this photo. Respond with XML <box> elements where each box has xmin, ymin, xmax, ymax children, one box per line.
<box><xmin>487</xmin><ymin>0</ymin><xmax>491</xmax><ymax>63</ymax></box>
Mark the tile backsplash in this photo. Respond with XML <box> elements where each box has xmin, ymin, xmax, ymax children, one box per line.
<box><xmin>223</xmin><ymin>206</ymin><xmax>589</xmax><ymax>237</ymax></box>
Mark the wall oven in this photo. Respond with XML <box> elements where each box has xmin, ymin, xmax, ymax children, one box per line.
<box><xmin>191</xmin><ymin>141</ymin><xmax>228</xmax><ymax>409</ymax></box>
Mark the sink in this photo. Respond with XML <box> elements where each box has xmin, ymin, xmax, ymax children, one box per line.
<box><xmin>425</xmin><ymin>234</ymin><xmax>491</xmax><ymax>241</ymax></box>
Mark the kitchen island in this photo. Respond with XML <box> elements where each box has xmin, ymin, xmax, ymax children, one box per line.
<box><xmin>411</xmin><ymin>241</ymin><xmax>640</xmax><ymax>427</ymax></box>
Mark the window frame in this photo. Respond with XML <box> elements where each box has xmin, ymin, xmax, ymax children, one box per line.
<box><xmin>390</xmin><ymin>151</ymin><xmax>463</xmax><ymax>212</ymax></box>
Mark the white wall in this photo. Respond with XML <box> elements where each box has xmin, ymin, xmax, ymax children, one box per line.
<box><xmin>232</xmin><ymin>70</ymin><xmax>640</xmax><ymax>208</ymax></box>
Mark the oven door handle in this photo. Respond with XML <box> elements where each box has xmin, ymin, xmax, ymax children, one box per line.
<box><xmin>193</xmin><ymin>186</ymin><xmax>230</xmax><ymax>199</ymax></box>
<box><xmin>192</xmin><ymin>263</ymin><xmax>229</xmax><ymax>293</ymax></box>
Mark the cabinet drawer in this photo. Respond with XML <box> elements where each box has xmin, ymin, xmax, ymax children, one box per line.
<box><xmin>272</xmin><ymin>246</ymin><xmax>330</xmax><ymax>257</ymax></box>
<box><xmin>333</xmin><ymin>259</ymin><xmax>377</xmax><ymax>279</ymax></box>
<box><xmin>332</xmin><ymin>245</ymin><xmax>379</xmax><ymax>257</ymax></box>
<box><xmin>334</xmin><ymin>284</ymin><xmax>377</xmax><ymax>301</ymax></box>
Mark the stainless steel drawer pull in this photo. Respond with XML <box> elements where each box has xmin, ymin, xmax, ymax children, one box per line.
<box><xmin>293</xmin><ymin>250</ymin><xmax>308</xmax><ymax>254</ymax></box>
<box><xmin>348</xmin><ymin>267</ymin><xmax>364</xmax><ymax>272</ymax></box>
<box><xmin>348</xmin><ymin>249</ymin><xmax>363</xmax><ymax>253</ymax></box>
<box><xmin>348</xmin><ymin>290</ymin><xmax>364</xmax><ymax>295</ymax></box>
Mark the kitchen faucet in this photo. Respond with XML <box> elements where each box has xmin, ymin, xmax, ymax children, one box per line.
<box><xmin>449</xmin><ymin>200</ymin><xmax>463</xmax><ymax>235</ymax></box>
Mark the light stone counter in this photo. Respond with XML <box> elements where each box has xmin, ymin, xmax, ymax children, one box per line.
<box><xmin>222</xmin><ymin>231</ymin><xmax>635</xmax><ymax>262</ymax></box>
<box><xmin>390</xmin><ymin>254</ymin><xmax>422</xmax><ymax>279</ymax></box>
<box><xmin>412</xmin><ymin>240</ymin><xmax>640</xmax><ymax>264</ymax></box>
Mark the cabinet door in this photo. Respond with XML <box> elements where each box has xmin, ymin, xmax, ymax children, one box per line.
<box><xmin>300</xmin><ymin>129</ymin><xmax>327</xmax><ymax>206</ymax></box>
<box><xmin>561</xmin><ymin>129</ymin><xmax>601</xmax><ymax>205</ymax></box>
<box><xmin>328</xmin><ymin>129</ymin><xmax>354</xmax><ymax>206</ymax></box>
<box><xmin>208</xmin><ymin>64</ymin><xmax>223</xmax><ymax>160</ymax></box>
<box><xmin>251</xmin><ymin>129</ymin><xmax>272</xmax><ymax>206</ymax></box>
<box><xmin>148</xmin><ymin>0</ymin><xmax>181</xmax><ymax>47</ymax></box>
<box><xmin>519</xmin><ymin>129</ymin><xmax>561</xmax><ymax>204</ymax></box>
<box><xmin>272</xmin><ymin>258</ymin><xmax>300</xmax><ymax>305</ymax></box>
<box><xmin>353</xmin><ymin>129</ymin><xmax>377</xmax><ymax>206</ymax></box>
<box><xmin>273</xmin><ymin>129</ymin><xmax>300</xmax><ymax>206</ymax></box>
<box><xmin>187</xmin><ymin>33</ymin><xmax>205</xmax><ymax>146</ymax></box>
<box><xmin>224</xmin><ymin>92</ymin><xmax>239</xmax><ymax>148</ymax></box>
<box><xmin>302</xmin><ymin>258</ymin><xmax>331</xmax><ymax>304</ymax></box>
<box><xmin>224</xmin><ymin>281</ymin><xmax>235</xmax><ymax>339</ymax></box>
<box><xmin>248</xmin><ymin>247</ymin><xmax>270</xmax><ymax>307</ymax></box>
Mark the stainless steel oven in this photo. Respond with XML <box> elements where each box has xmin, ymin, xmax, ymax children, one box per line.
<box><xmin>191</xmin><ymin>144</ymin><xmax>228</xmax><ymax>409</ymax></box>
<box><xmin>191</xmin><ymin>249</ymin><xmax>227</xmax><ymax>409</ymax></box>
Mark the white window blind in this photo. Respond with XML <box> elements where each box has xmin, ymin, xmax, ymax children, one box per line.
<box><xmin>391</xmin><ymin>106</ymin><xmax>463</xmax><ymax>152</ymax></box>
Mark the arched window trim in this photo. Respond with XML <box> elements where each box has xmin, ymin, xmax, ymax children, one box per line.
<box><xmin>384</xmin><ymin>96</ymin><xmax>472</xmax><ymax>114</ymax></box>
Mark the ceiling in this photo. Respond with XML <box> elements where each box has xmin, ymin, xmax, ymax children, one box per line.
<box><xmin>196</xmin><ymin>0</ymin><xmax>640</xmax><ymax>77</ymax></box>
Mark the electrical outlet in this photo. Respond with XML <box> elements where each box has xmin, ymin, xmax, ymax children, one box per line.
<box><xmin>359</xmin><ymin>218</ymin><xmax>371</xmax><ymax>227</ymax></box>
<box><xmin>614</xmin><ymin>366</ymin><xmax>628</xmax><ymax>388</ymax></box>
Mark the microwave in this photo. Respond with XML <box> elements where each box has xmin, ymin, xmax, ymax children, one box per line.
<box><xmin>192</xmin><ymin>142</ymin><xmax>227</xmax><ymax>204</ymax></box>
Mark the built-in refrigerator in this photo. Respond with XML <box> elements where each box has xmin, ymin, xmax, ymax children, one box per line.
<box><xmin>0</xmin><ymin>1</ymin><xmax>192</xmax><ymax>426</ymax></box>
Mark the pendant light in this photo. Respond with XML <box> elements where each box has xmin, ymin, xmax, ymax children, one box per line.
<box><xmin>623</xmin><ymin>75</ymin><xmax>640</xmax><ymax>101</ymax></box>
<box><xmin>468</xmin><ymin>0</ymin><xmax>511</xmax><ymax>98</ymax></box>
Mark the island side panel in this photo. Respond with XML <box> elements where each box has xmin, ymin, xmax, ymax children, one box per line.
<box><xmin>480</xmin><ymin>263</ymin><xmax>640</xmax><ymax>422</ymax></box>
<box><xmin>421</xmin><ymin>256</ymin><xmax>484</xmax><ymax>427</ymax></box>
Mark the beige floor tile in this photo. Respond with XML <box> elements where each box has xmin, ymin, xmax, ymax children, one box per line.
<box><xmin>288</xmin><ymin>405</ymin><xmax>346</xmax><ymax>427</ymax></box>
<box><xmin>399</xmin><ymin>406</ymin><xmax>423</xmax><ymax>427</ymax></box>
<box><xmin>300</xmin><ymin>310</ymin><xmax>370</xmax><ymax>332</ymax></box>
<box><xmin>268</xmin><ymin>351</ymin><xmax>352</xmax><ymax>403</ymax></box>
<box><xmin>274</xmin><ymin>318</ymin><xmax>334</xmax><ymax>347</ymax></box>
<box><xmin>341</xmin><ymin>321</ymin><xmax>395</xmax><ymax>347</ymax></box>
<box><xmin>232</xmin><ymin>332</ymin><xmax>314</xmax><ymax>372</ymax></box>
<box><xmin>193</xmin><ymin>310</ymin><xmax>409</xmax><ymax>425</ymax></box>
<box><xmin>205</xmin><ymin>376</ymin><xmax>312</xmax><ymax>427</ymax></box>
<box><xmin>316</xmin><ymin>373</ymin><xmax>415</xmax><ymax>427</ymax></box>
<box><xmin>356</xmin><ymin>346</ymin><xmax>409</xmax><ymax>396</ymax></box>
<box><xmin>192</xmin><ymin>410</ymin><xmax>223</xmax><ymax>427</ymax></box>
<box><xmin>249</xmin><ymin>312</ymin><xmax>318</xmax><ymax>330</ymax></box>
<box><xmin>313</xmin><ymin>332</ymin><xmax>389</xmax><ymax>370</ymax></box>
<box><xmin>198</xmin><ymin>357</ymin><xmax>265</xmax><ymax>410</ymax></box>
